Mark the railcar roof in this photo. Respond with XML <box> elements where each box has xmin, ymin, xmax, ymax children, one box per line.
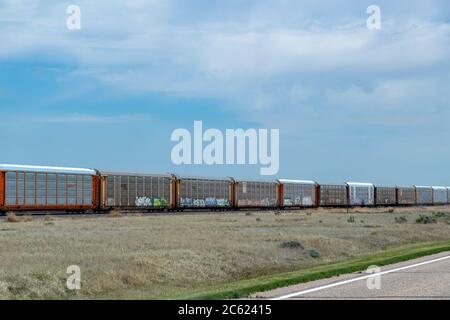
<box><xmin>0</xmin><ymin>164</ymin><xmax>96</xmax><ymax>175</ymax></box>
<box><xmin>346</xmin><ymin>182</ymin><xmax>374</xmax><ymax>187</ymax></box>
<box><xmin>431</xmin><ymin>186</ymin><xmax>447</xmax><ymax>190</ymax></box>
<box><xmin>234</xmin><ymin>178</ymin><xmax>278</xmax><ymax>183</ymax></box>
<box><xmin>174</xmin><ymin>175</ymin><xmax>233</xmax><ymax>181</ymax></box>
<box><xmin>98</xmin><ymin>170</ymin><xmax>172</xmax><ymax>178</ymax></box>
<box><xmin>278</xmin><ymin>179</ymin><xmax>316</xmax><ymax>185</ymax></box>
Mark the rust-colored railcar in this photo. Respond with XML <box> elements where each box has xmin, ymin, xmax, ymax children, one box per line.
<box><xmin>397</xmin><ymin>187</ymin><xmax>416</xmax><ymax>205</ymax></box>
<box><xmin>234</xmin><ymin>180</ymin><xmax>279</xmax><ymax>208</ymax></box>
<box><xmin>375</xmin><ymin>186</ymin><xmax>397</xmax><ymax>206</ymax></box>
<box><xmin>319</xmin><ymin>184</ymin><xmax>348</xmax><ymax>207</ymax></box>
<box><xmin>0</xmin><ymin>164</ymin><xmax>97</xmax><ymax>212</ymax></box>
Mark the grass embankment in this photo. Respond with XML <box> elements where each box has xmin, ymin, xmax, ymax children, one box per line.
<box><xmin>1</xmin><ymin>207</ymin><xmax>450</xmax><ymax>299</ymax></box>
<box><xmin>176</xmin><ymin>240</ymin><xmax>450</xmax><ymax>299</ymax></box>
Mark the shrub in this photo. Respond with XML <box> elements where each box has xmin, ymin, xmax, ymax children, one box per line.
<box><xmin>347</xmin><ymin>216</ymin><xmax>355</xmax><ymax>223</ymax></box>
<box><xmin>395</xmin><ymin>216</ymin><xmax>408</xmax><ymax>224</ymax></box>
<box><xmin>308</xmin><ymin>249</ymin><xmax>321</xmax><ymax>259</ymax></box>
<box><xmin>6</xmin><ymin>212</ymin><xmax>20</xmax><ymax>223</ymax></box>
<box><xmin>416</xmin><ymin>215</ymin><xmax>437</xmax><ymax>224</ymax></box>
<box><xmin>280</xmin><ymin>241</ymin><xmax>304</xmax><ymax>250</ymax></box>
<box><xmin>432</xmin><ymin>212</ymin><xmax>448</xmax><ymax>218</ymax></box>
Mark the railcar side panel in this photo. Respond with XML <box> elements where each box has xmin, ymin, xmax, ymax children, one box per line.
<box><xmin>375</xmin><ymin>186</ymin><xmax>397</xmax><ymax>205</ymax></box>
<box><xmin>397</xmin><ymin>187</ymin><xmax>416</xmax><ymax>205</ymax></box>
<box><xmin>0</xmin><ymin>172</ymin><xmax>5</xmax><ymax>210</ymax></box>
<box><xmin>347</xmin><ymin>183</ymin><xmax>374</xmax><ymax>206</ymax></box>
<box><xmin>280</xmin><ymin>181</ymin><xmax>317</xmax><ymax>207</ymax></box>
<box><xmin>432</xmin><ymin>187</ymin><xmax>448</xmax><ymax>205</ymax></box>
<box><xmin>100</xmin><ymin>172</ymin><xmax>173</xmax><ymax>209</ymax></box>
<box><xmin>235</xmin><ymin>181</ymin><xmax>278</xmax><ymax>207</ymax></box>
<box><xmin>415</xmin><ymin>186</ymin><xmax>433</xmax><ymax>205</ymax></box>
<box><xmin>0</xmin><ymin>170</ymin><xmax>95</xmax><ymax>211</ymax></box>
<box><xmin>319</xmin><ymin>184</ymin><xmax>348</xmax><ymax>206</ymax></box>
<box><xmin>176</xmin><ymin>177</ymin><xmax>233</xmax><ymax>208</ymax></box>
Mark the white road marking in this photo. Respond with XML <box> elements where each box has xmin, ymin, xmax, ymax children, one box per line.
<box><xmin>271</xmin><ymin>254</ymin><xmax>450</xmax><ymax>300</ymax></box>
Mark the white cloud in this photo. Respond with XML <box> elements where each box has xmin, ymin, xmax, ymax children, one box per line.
<box><xmin>0</xmin><ymin>1</ymin><xmax>449</xmax><ymax>115</ymax></box>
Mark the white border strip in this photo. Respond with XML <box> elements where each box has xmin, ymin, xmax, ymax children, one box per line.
<box><xmin>271</xmin><ymin>254</ymin><xmax>450</xmax><ymax>300</ymax></box>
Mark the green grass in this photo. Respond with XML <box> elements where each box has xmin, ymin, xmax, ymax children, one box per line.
<box><xmin>174</xmin><ymin>240</ymin><xmax>450</xmax><ymax>300</ymax></box>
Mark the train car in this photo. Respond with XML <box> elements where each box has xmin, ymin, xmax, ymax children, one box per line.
<box><xmin>414</xmin><ymin>186</ymin><xmax>433</xmax><ymax>205</ymax></box>
<box><xmin>176</xmin><ymin>176</ymin><xmax>234</xmax><ymax>209</ymax></box>
<box><xmin>375</xmin><ymin>186</ymin><xmax>397</xmax><ymax>206</ymax></box>
<box><xmin>319</xmin><ymin>184</ymin><xmax>348</xmax><ymax>207</ymax></box>
<box><xmin>347</xmin><ymin>182</ymin><xmax>374</xmax><ymax>206</ymax></box>
<box><xmin>397</xmin><ymin>186</ymin><xmax>416</xmax><ymax>205</ymax></box>
<box><xmin>234</xmin><ymin>179</ymin><xmax>279</xmax><ymax>208</ymax></box>
<box><xmin>0</xmin><ymin>164</ymin><xmax>97</xmax><ymax>213</ymax></box>
<box><xmin>278</xmin><ymin>179</ymin><xmax>318</xmax><ymax>208</ymax></box>
<box><xmin>432</xmin><ymin>186</ymin><xmax>448</xmax><ymax>205</ymax></box>
<box><xmin>98</xmin><ymin>171</ymin><xmax>175</xmax><ymax>210</ymax></box>
<box><xmin>448</xmin><ymin>187</ymin><xmax>450</xmax><ymax>204</ymax></box>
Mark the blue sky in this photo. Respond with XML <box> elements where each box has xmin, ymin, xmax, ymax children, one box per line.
<box><xmin>1</xmin><ymin>0</ymin><xmax>450</xmax><ymax>185</ymax></box>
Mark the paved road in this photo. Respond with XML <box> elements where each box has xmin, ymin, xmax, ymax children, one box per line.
<box><xmin>253</xmin><ymin>252</ymin><xmax>450</xmax><ymax>300</ymax></box>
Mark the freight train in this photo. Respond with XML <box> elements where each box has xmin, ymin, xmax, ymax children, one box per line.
<box><xmin>0</xmin><ymin>164</ymin><xmax>449</xmax><ymax>214</ymax></box>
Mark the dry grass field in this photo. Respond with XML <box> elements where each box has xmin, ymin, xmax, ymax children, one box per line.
<box><xmin>1</xmin><ymin>206</ymin><xmax>450</xmax><ymax>299</ymax></box>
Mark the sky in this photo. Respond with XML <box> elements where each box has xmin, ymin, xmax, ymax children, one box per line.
<box><xmin>0</xmin><ymin>0</ymin><xmax>449</xmax><ymax>185</ymax></box>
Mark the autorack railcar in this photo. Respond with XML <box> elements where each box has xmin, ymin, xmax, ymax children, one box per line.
<box><xmin>432</xmin><ymin>186</ymin><xmax>448</xmax><ymax>205</ymax></box>
<box><xmin>234</xmin><ymin>179</ymin><xmax>279</xmax><ymax>208</ymax></box>
<box><xmin>375</xmin><ymin>186</ymin><xmax>397</xmax><ymax>206</ymax></box>
<box><xmin>176</xmin><ymin>176</ymin><xmax>234</xmax><ymax>209</ymax></box>
<box><xmin>2</xmin><ymin>163</ymin><xmax>449</xmax><ymax>214</ymax></box>
<box><xmin>397</xmin><ymin>186</ymin><xmax>416</xmax><ymax>205</ymax></box>
<box><xmin>347</xmin><ymin>182</ymin><xmax>374</xmax><ymax>206</ymax></box>
<box><xmin>98</xmin><ymin>171</ymin><xmax>175</xmax><ymax>211</ymax></box>
<box><xmin>278</xmin><ymin>179</ymin><xmax>318</xmax><ymax>208</ymax></box>
<box><xmin>319</xmin><ymin>184</ymin><xmax>348</xmax><ymax>207</ymax></box>
<box><xmin>415</xmin><ymin>186</ymin><xmax>433</xmax><ymax>205</ymax></box>
<box><xmin>0</xmin><ymin>164</ymin><xmax>97</xmax><ymax>213</ymax></box>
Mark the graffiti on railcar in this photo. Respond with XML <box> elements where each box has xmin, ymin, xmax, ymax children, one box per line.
<box><xmin>135</xmin><ymin>197</ymin><xmax>168</xmax><ymax>207</ymax></box>
<box><xmin>180</xmin><ymin>197</ymin><xmax>230</xmax><ymax>207</ymax></box>
<box><xmin>284</xmin><ymin>197</ymin><xmax>313</xmax><ymax>206</ymax></box>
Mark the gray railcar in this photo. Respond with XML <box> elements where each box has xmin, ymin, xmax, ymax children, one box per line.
<box><xmin>347</xmin><ymin>182</ymin><xmax>375</xmax><ymax>206</ymax></box>
<box><xmin>235</xmin><ymin>180</ymin><xmax>278</xmax><ymax>207</ymax></box>
<box><xmin>279</xmin><ymin>179</ymin><xmax>318</xmax><ymax>207</ymax></box>
<box><xmin>176</xmin><ymin>176</ymin><xmax>233</xmax><ymax>208</ymax></box>
<box><xmin>99</xmin><ymin>171</ymin><xmax>174</xmax><ymax>209</ymax></box>
<box><xmin>432</xmin><ymin>186</ymin><xmax>448</xmax><ymax>205</ymax></box>
<box><xmin>415</xmin><ymin>186</ymin><xmax>433</xmax><ymax>205</ymax></box>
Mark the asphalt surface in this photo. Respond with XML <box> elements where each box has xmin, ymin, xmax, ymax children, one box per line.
<box><xmin>253</xmin><ymin>251</ymin><xmax>450</xmax><ymax>300</ymax></box>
